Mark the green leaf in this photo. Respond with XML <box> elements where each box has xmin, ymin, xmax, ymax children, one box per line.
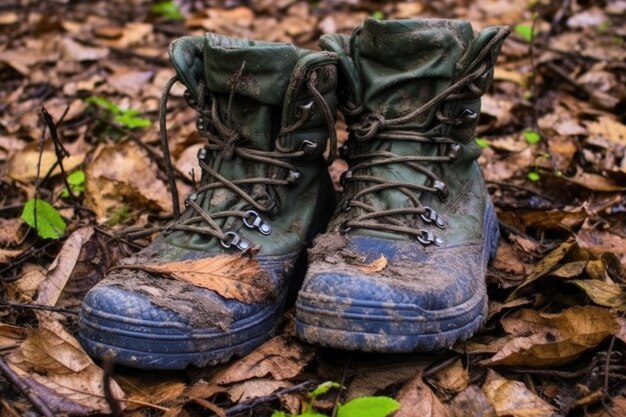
<box><xmin>86</xmin><ymin>96</ymin><xmax>122</xmax><ymax>114</ymax></box>
<box><xmin>114</xmin><ymin>110</ymin><xmax>151</xmax><ymax>128</ymax></box>
<box><xmin>309</xmin><ymin>381</ymin><xmax>342</xmax><ymax>400</ymax></box>
<box><xmin>271</xmin><ymin>412</ymin><xmax>288</xmax><ymax>417</ymax></box>
<box><xmin>337</xmin><ymin>397</ymin><xmax>400</xmax><ymax>417</ymax></box>
<box><xmin>151</xmin><ymin>1</ymin><xmax>184</xmax><ymax>20</ymax></box>
<box><xmin>514</xmin><ymin>23</ymin><xmax>534</xmax><ymax>42</ymax></box>
<box><xmin>299</xmin><ymin>411</ymin><xmax>328</xmax><ymax>417</ymax></box>
<box><xmin>21</xmin><ymin>198</ymin><xmax>67</xmax><ymax>239</ymax></box>
<box><xmin>528</xmin><ymin>171</ymin><xmax>540</xmax><ymax>182</ymax></box>
<box><xmin>371</xmin><ymin>10</ymin><xmax>384</xmax><ymax>20</ymax></box>
<box><xmin>61</xmin><ymin>170</ymin><xmax>85</xmax><ymax>198</ymax></box>
<box><xmin>475</xmin><ymin>137</ymin><xmax>490</xmax><ymax>149</ymax></box>
<box><xmin>523</xmin><ymin>129</ymin><xmax>541</xmax><ymax>145</ymax></box>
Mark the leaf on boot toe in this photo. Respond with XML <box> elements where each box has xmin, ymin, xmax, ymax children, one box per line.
<box><xmin>123</xmin><ymin>254</ymin><xmax>274</xmax><ymax>304</ymax></box>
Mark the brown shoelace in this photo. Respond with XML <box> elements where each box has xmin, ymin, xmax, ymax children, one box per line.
<box><xmin>158</xmin><ymin>69</ymin><xmax>337</xmax><ymax>250</ymax></box>
<box><xmin>339</xmin><ymin>27</ymin><xmax>511</xmax><ymax>246</ymax></box>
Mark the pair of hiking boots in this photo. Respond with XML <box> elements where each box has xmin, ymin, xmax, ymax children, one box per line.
<box><xmin>78</xmin><ymin>18</ymin><xmax>510</xmax><ymax>370</ymax></box>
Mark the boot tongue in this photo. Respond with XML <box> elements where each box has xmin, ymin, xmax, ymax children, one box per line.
<box><xmin>354</xmin><ymin>18</ymin><xmax>474</xmax><ymax>127</ymax></box>
<box><xmin>203</xmin><ymin>33</ymin><xmax>300</xmax><ymax>106</ymax></box>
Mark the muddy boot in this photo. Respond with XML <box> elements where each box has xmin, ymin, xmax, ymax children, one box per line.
<box><xmin>78</xmin><ymin>34</ymin><xmax>338</xmax><ymax>369</ymax></box>
<box><xmin>296</xmin><ymin>18</ymin><xmax>510</xmax><ymax>352</ymax></box>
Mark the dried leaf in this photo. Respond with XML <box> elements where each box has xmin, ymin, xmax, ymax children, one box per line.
<box><xmin>116</xmin><ymin>374</ymin><xmax>186</xmax><ymax>410</ymax></box>
<box><xmin>6</xmin><ymin>263</ymin><xmax>47</xmax><ymax>302</ymax></box>
<box><xmin>84</xmin><ymin>142</ymin><xmax>172</xmax><ymax>222</ymax></box>
<box><xmin>357</xmin><ymin>255</ymin><xmax>388</xmax><ymax>273</ymax></box>
<box><xmin>347</xmin><ymin>358</ymin><xmax>429</xmax><ymax>400</ymax></box>
<box><xmin>7</xmin><ymin>148</ymin><xmax>84</xmax><ymax>182</ymax></box>
<box><xmin>482</xmin><ymin>306</ymin><xmax>619</xmax><ymax>367</ymax></box>
<box><xmin>570</xmin><ymin>279</ymin><xmax>626</xmax><ymax>311</ymax></box>
<box><xmin>214</xmin><ymin>336</ymin><xmax>313</xmax><ymax>384</ymax></box>
<box><xmin>0</xmin><ymin>323</ymin><xmax>27</xmax><ymax>350</ymax></box>
<box><xmin>449</xmin><ymin>385</ymin><xmax>496</xmax><ymax>417</ymax></box>
<box><xmin>482</xmin><ymin>370</ymin><xmax>554</xmax><ymax>417</ymax></box>
<box><xmin>590</xmin><ymin>395</ymin><xmax>626</xmax><ymax>417</ymax></box>
<box><xmin>430</xmin><ymin>360</ymin><xmax>469</xmax><ymax>393</ymax></box>
<box><xmin>393</xmin><ymin>371</ymin><xmax>451</xmax><ymax>417</ymax></box>
<box><xmin>36</xmin><ymin>227</ymin><xmax>94</xmax><ymax>306</ymax></box>
<box><xmin>61</xmin><ymin>37</ymin><xmax>109</xmax><ymax>61</ymax></box>
<box><xmin>0</xmin><ymin>248</ymin><xmax>22</xmax><ymax>264</ymax></box>
<box><xmin>507</xmin><ymin>239</ymin><xmax>579</xmax><ymax>301</ymax></box>
<box><xmin>7</xmin><ymin>317</ymin><xmax>126</xmax><ymax>415</ymax></box>
<box><xmin>134</xmin><ymin>254</ymin><xmax>274</xmax><ymax>304</ymax></box>
<box><xmin>226</xmin><ymin>378</ymin><xmax>290</xmax><ymax>402</ymax></box>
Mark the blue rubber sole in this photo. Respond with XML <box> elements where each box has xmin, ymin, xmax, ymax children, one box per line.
<box><xmin>295</xmin><ymin>201</ymin><xmax>500</xmax><ymax>352</ymax></box>
<box><xmin>78</xmin><ymin>298</ymin><xmax>283</xmax><ymax>370</ymax></box>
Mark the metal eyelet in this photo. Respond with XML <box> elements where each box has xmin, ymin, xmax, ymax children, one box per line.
<box><xmin>433</xmin><ymin>180</ymin><xmax>449</xmax><ymax>201</ymax></box>
<box><xmin>196</xmin><ymin>116</ymin><xmax>206</xmax><ymax>131</ymax></box>
<box><xmin>221</xmin><ymin>231</ymin><xmax>251</xmax><ymax>250</ymax></box>
<box><xmin>447</xmin><ymin>143</ymin><xmax>461</xmax><ymax>161</ymax></box>
<box><xmin>416</xmin><ymin>230</ymin><xmax>444</xmax><ymax>246</ymax></box>
<box><xmin>340</xmin><ymin>170</ymin><xmax>353</xmax><ymax>187</ymax></box>
<box><xmin>197</xmin><ymin>147</ymin><xmax>208</xmax><ymax>161</ymax></box>
<box><xmin>286</xmin><ymin>170</ymin><xmax>301</xmax><ymax>186</ymax></box>
<box><xmin>339</xmin><ymin>143</ymin><xmax>350</xmax><ymax>159</ymax></box>
<box><xmin>460</xmin><ymin>108</ymin><xmax>478</xmax><ymax>124</ymax></box>
<box><xmin>339</xmin><ymin>222</ymin><xmax>352</xmax><ymax>234</ymax></box>
<box><xmin>340</xmin><ymin>201</ymin><xmax>352</xmax><ymax>212</ymax></box>
<box><xmin>301</xmin><ymin>140</ymin><xmax>318</xmax><ymax>155</ymax></box>
<box><xmin>243</xmin><ymin>210</ymin><xmax>272</xmax><ymax>235</ymax></box>
<box><xmin>420</xmin><ymin>207</ymin><xmax>446</xmax><ymax>229</ymax></box>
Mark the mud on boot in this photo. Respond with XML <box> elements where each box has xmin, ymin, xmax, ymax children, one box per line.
<box><xmin>296</xmin><ymin>18</ymin><xmax>510</xmax><ymax>352</ymax></box>
<box><xmin>78</xmin><ymin>34</ymin><xmax>338</xmax><ymax>370</ymax></box>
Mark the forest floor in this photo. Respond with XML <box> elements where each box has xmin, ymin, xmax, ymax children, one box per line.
<box><xmin>1</xmin><ymin>0</ymin><xmax>626</xmax><ymax>416</ymax></box>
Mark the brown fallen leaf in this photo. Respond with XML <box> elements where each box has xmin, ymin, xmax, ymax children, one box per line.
<box><xmin>7</xmin><ymin>316</ymin><xmax>126</xmax><ymax>415</ymax></box>
<box><xmin>507</xmin><ymin>239</ymin><xmax>581</xmax><ymax>301</ymax></box>
<box><xmin>482</xmin><ymin>370</ymin><xmax>554</xmax><ymax>417</ymax></box>
<box><xmin>482</xmin><ymin>306</ymin><xmax>619</xmax><ymax>367</ymax></box>
<box><xmin>347</xmin><ymin>358</ymin><xmax>429</xmax><ymax>400</ymax></box>
<box><xmin>616</xmin><ymin>317</ymin><xmax>626</xmax><ymax>344</ymax></box>
<box><xmin>60</xmin><ymin>37</ymin><xmax>109</xmax><ymax>61</ymax></box>
<box><xmin>116</xmin><ymin>373</ymin><xmax>186</xmax><ymax>411</ymax></box>
<box><xmin>7</xmin><ymin>147</ymin><xmax>84</xmax><ymax>182</ymax></box>
<box><xmin>226</xmin><ymin>378</ymin><xmax>291</xmax><ymax>402</ymax></box>
<box><xmin>214</xmin><ymin>336</ymin><xmax>314</xmax><ymax>384</ymax></box>
<box><xmin>429</xmin><ymin>360</ymin><xmax>469</xmax><ymax>394</ymax></box>
<box><xmin>449</xmin><ymin>385</ymin><xmax>496</xmax><ymax>417</ymax></box>
<box><xmin>0</xmin><ymin>248</ymin><xmax>22</xmax><ymax>264</ymax></box>
<box><xmin>0</xmin><ymin>323</ymin><xmax>27</xmax><ymax>350</ymax></box>
<box><xmin>570</xmin><ymin>279</ymin><xmax>626</xmax><ymax>312</ymax></box>
<box><xmin>590</xmin><ymin>395</ymin><xmax>626</xmax><ymax>417</ymax></box>
<box><xmin>357</xmin><ymin>255</ymin><xmax>388</xmax><ymax>273</ymax></box>
<box><xmin>6</xmin><ymin>263</ymin><xmax>47</xmax><ymax>302</ymax></box>
<box><xmin>128</xmin><ymin>254</ymin><xmax>274</xmax><ymax>304</ymax></box>
<box><xmin>85</xmin><ymin>142</ymin><xmax>172</xmax><ymax>222</ymax></box>
<box><xmin>577</xmin><ymin>229</ymin><xmax>626</xmax><ymax>269</ymax></box>
<box><xmin>394</xmin><ymin>371</ymin><xmax>451</xmax><ymax>417</ymax></box>
<box><xmin>36</xmin><ymin>226</ymin><xmax>94</xmax><ymax>307</ymax></box>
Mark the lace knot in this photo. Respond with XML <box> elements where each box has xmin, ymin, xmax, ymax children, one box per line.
<box><xmin>352</xmin><ymin>113</ymin><xmax>386</xmax><ymax>141</ymax></box>
<box><xmin>222</xmin><ymin>131</ymin><xmax>240</xmax><ymax>160</ymax></box>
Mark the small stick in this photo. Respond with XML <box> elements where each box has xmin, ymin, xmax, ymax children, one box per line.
<box><xmin>0</xmin><ymin>357</ymin><xmax>55</xmax><ymax>417</ymax></box>
<box><xmin>40</xmin><ymin>106</ymin><xmax>75</xmax><ymax>200</ymax></box>
<box><xmin>102</xmin><ymin>355</ymin><xmax>123</xmax><ymax>417</ymax></box>
<box><xmin>224</xmin><ymin>380</ymin><xmax>315</xmax><ymax>416</ymax></box>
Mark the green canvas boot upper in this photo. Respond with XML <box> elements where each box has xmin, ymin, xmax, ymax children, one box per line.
<box><xmin>79</xmin><ymin>33</ymin><xmax>338</xmax><ymax>369</ymax></box>
<box><xmin>296</xmin><ymin>19</ymin><xmax>510</xmax><ymax>352</ymax></box>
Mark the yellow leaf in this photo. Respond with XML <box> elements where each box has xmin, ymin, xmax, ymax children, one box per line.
<box><xmin>482</xmin><ymin>306</ymin><xmax>619</xmax><ymax>367</ymax></box>
<box><xmin>482</xmin><ymin>370</ymin><xmax>554</xmax><ymax>417</ymax></box>
<box><xmin>357</xmin><ymin>255</ymin><xmax>388</xmax><ymax>273</ymax></box>
<box><xmin>129</xmin><ymin>254</ymin><xmax>274</xmax><ymax>304</ymax></box>
<box><xmin>570</xmin><ymin>280</ymin><xmax>626</xmax><ymax>312</ymax></box>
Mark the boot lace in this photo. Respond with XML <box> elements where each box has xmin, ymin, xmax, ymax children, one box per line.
<box><xmin>339</xmin><ymin>27</ymin><xmax>510</xmax><ymax>246</ymax></box>
<box><xmin>158</xmin><ymin>69</ymin><xmax>336</xmax><ymax>251</ymax></box>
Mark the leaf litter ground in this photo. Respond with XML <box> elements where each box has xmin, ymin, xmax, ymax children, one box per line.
<box><xmin>0</xmin><ymin>1</ymin><xmax>626</xmax><ymax>416</ymax></box>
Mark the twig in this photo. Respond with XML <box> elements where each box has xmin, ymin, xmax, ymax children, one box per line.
<box><xmin>0</xmin><ymin>240</ymin><xmax>59</xmax><ymax>277</ymax></box>
<box><xmin>0</xmin><ymin>302</ymin><xmax>79</xmax><ymax>316</ymax></box>
<box><xmin>224</xmin><ymin>380</ymin><xmax>315</xmax><ymax>417</ymax></box>
<box><xmin>0</xmin><ymin>357</ymin><xmax>55</xmax><ymax>417</ymax></box>
<box><xmin>102</xmin><ymin>355</ymin><xmax>123</xmax><ymax>417</ymax></box>
<box><xmin>40</xmin><ymin>106</ymin><xmax>75</xmax><ymax>200</ymax></box>
<box><xmin>193</xmin><ymin>398</ymin><xmax>226</xmax><ymax>417</ymax></box>
<box><xmin>332</xmin><ymin>356</ymin><xmax>351</xmax><ymax>417</ymax></box>
<box><xmin>423</xmin><ymin>355</ymin><xmax>458</xmax><ymax>377</ymax></box>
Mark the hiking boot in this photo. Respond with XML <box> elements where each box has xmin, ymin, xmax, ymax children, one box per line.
<box><xmin>78</xmin><ymin>34</ymin><xmax>338</xmax><ymax>369</ymax></box>
<box><xmin>296</xmin><ymin>18</ymin><xmax>510</xmax><ymax>352</ymax></box>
